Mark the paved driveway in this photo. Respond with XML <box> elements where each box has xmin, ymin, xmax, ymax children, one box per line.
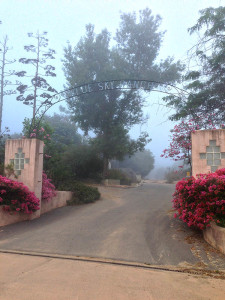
<box><xmin>0</xmin><ymin>182</ymin><xmax>225</xmax><ymax>270</ymax></box>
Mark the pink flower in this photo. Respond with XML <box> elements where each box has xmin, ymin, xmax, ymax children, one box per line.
<box><xmin>172</xmin><ymin>169</ymin><xmax>225</xmax><ymax>230</ymax></box>
<box><xmin>0</xmin><ymin>175</ymin><xmax>40</xmax><ymax>214</ymax></box>
<box><xmin>42</xmin><ymin>172</ymin><xmax>56</xmax><ymax>202</ymax></box>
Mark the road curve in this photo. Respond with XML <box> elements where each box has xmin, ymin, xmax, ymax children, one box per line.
<box><xmin>0</xmin><ymin>182</ymin><xmax>225</xmax><ymax>270</ymax></box>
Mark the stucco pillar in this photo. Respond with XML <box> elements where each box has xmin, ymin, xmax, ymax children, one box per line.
<box><xmin>191</xmin><ymin>129</ymin><xmax>225</xmax><ymax>177</ymax></box>
<box><xmin>4</xmin><ymin>138</ymin><xmax>44</xmax><ymax>217</ymax></box>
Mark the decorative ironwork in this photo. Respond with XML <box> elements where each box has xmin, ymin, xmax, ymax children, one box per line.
<box><xmin>29</xmin><ymin>79</ymin><xmax>188</xmax><ymax>133</ymax></box>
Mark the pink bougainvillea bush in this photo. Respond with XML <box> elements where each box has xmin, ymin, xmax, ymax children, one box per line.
<box><xmin>42</xmin><ymin>172</ymin><xmax>56</xmax><ymax>202</ymax></box>
<box><xmin>0</xmin><ymin>176</ymin><xmax>40</xmax><ymax>214</ymax></box>
<box><xmin>173</xmin><ymin>169</ymin><xmax>225</xmax><ymax>229</ymax></box>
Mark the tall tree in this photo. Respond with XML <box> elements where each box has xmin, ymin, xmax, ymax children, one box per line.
<box><xmin>41</xmin><ymin>113</ymin><xmax>82</xmax><ymax>183</ymax></box>
<box><xmin>63</xmin><ymin>9</ymin><xmax>183</xmax><ymax>177</ymax></box>
<box><xmin>165</xmin><ymin>6</ymin><xmax>225</xmax><ymax>125</ymax></box>
<box><xmin>43</xmin><ymin>113</ymin><xmax>82</xmax><ymax>149</ymax></box>
<box><xmin>0</xmin><ymin>35</ymin><xmax>16</xmax><ymax>133</ymax></box>
<box><xmin>114</xmin><ymin>8</ymin><xmax>183</xmax><ymax>82</ymax></box>
<box><xmin>16</xmin><ymin>31</ymin><xmax>57</xmax><ymax>119</ymax></box>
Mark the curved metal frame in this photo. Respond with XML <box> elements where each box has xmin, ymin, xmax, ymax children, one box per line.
<box><xmin>29</xmin><ymin>79</ymin><xmax>188</xmax><ymax>133</ymax></box>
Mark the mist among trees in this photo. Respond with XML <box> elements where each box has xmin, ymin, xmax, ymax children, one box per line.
<box><xmin>62</xmin><ymin>8</ymin><xmax>183</xmax><ymax>177</ymax></box>
<box><xmin>0</xmin><ymin>5</ymin><xmax>224</xmax><ymax>180</ymax></box>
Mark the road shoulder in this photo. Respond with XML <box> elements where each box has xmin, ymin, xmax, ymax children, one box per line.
<box><xmin>1</xmin><ymin>252</ymin><xmax>225</xmax><ymax>300</ymax></box>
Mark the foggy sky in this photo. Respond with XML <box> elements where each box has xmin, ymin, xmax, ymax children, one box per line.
<box><xmin>0</xmin><ymin>0</ymin><xmax>223</xmax><ymax>167</ymax></box>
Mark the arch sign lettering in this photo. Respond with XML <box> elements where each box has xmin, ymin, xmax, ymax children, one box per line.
<box><xmin>32</xmin><ymin>79</ymin><xmax>187</xmax><ymax>129</ymax></box>
<box><xmin>65</xmin><ymin>79</ymin><xmax>165</xmax><ymax>96</ymax></box>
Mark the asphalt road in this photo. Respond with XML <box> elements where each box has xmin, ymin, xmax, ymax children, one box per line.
<box><xmin>0</xmin><ymin>182</ymin><xmax>225</xmax><ymax>270</ymax></box>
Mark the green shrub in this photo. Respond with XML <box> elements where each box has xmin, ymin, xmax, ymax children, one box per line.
<box><xmin>64</xmin><ymin>181</ymin><xmax>101</xmax><ymax>205</ymax></box>
<box><xmin>106</xmin><ymin>169</ymin><xmax>132</xmax><ymax>185</ymax></box>
<box><xmin>106</xmin><ymin>169</ymin><xmax>126</xmax><ymax>180</ymax></box>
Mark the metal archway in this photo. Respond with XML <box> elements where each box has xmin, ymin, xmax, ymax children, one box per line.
<box><xmin>30</xmin><ymin>79</ymin><xmax>188</xmax><ymax>132</ymax></box>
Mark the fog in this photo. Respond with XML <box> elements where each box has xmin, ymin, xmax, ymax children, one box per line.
<box><xmin>0</xmin><ymin>0</ymin><xmax>222</xmax><ymax>171</ymax></box>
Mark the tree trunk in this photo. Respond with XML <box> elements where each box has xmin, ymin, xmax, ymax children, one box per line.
<box><xmin>103</xmin><ymin>156</ymin><xmax>109</xmax><ymax>179</ymax></box>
